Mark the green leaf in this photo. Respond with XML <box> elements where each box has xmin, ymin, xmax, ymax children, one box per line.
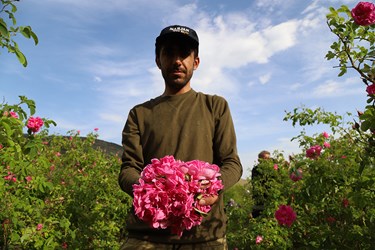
<box><xmin>20</xmin><ymin>26</ymin><xmax>31</xmax><ymax>38</ymax></box>
<box><xmin>360</xmin><ymin>120</ymin><xmax>370</xmax><ymax>131</ymax></box>
<box><xmin>30</xmin><ymin>29</ymin><xmax>39</xmax><ymax>45</ymax></box>
<box><xmin>15</xmin><ymin>48</ymin><xmax>27</xmax><ymax>67</ymax></box>
<box><xmin>0</xmin><ymin>18</ymin><xmax>9</xmax><ymax>37</ymax></box>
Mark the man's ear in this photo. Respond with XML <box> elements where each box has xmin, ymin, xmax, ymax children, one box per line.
<box><xmin>155</xmin><ymin>57</ymin><xmax>161</xmax><ymax>69</ymax></box>
<box><xmin>193</xmin><ymin>56</ymin><xmax>200</xmax><ymax>70</ymax></box>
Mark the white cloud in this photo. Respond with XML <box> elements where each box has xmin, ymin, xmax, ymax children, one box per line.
<box><xmin>94</xmin><ymin>76</ymin><xmax>102</xmax><ymax>82</ymax></box>
<box><xmin>88</xmin><ymin>60</ymin><xmax>148</xmax><ymax>77</ymax></box>
<box><xmin>259</xmin><ymin>73</ymin><xmax>271</xmax><ymax>84</ymax></box>
<box><xmin>311</xmin><ymin>77</ymin><xmax>362</xmax><ymax>98</ymax></box>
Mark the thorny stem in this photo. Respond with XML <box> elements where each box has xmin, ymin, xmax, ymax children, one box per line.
<box><xmin>327</xmin><ymin>21</ymin><xmax>374</xmax><ymax>84</ymax></box>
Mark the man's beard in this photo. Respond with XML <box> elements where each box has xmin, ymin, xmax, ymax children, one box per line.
<box><xmin>163</xmin><ymin>70</ymin><xmax>192</xmax><ymax>91</ymax></box>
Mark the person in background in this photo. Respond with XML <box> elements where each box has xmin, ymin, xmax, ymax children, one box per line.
<box><xmin>118</xmin><ymin>25</ymin><xmax>243</xmax><ymax>250</ymax></box>
<box><xmin>251</xmin><ymin>150</ymin><xmax>271</xmax><ymax>218</ymax></box>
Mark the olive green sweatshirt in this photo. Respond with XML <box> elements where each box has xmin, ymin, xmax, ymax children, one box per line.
<box><xmin>119</xmin><ymin>89</ymin><xmax>242</xmax><ymax>244</ymax></box>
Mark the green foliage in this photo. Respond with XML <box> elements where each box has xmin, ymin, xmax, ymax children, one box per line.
<box><xmin>226</xmin><ymin>4</ymin><xmax>374</xmax><ymax>248</ymax></box>
<box><xmin>226</xmin><ymin>109</ymin><xmax>374</xmax><ymax>249</ymax></box>
<box><xmin>326</xmin><ymin>4</ymin><xmax>375</xmax><ymax>134</ymax></box>
<box><xmin>326</xmin><ymin>5</ymin><xmax>374</xmax><ymax>80</ymax></box>
<box><xmin>0</xmin><ymin>0</ymin><xmax>38</xmax><ymax>66</ymax></box>
<box><xmin>0</xmin><ymin>97</ymin><xmax>132</xmax><ymax>249</ymax></box>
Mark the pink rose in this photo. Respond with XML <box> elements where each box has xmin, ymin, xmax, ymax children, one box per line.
<box><xmin>289</xmin><ymin>168</ymin><xmax>303</xmax><ymax>182</ymax></box>
<box><xmin>351</xmin><ymin>2</ymin><xmax>375</xmax><ymax>26</ymax></box>
<box><xmin>322</xmin><ymin>132</ymin><xmax>329</xmax><ymax>138</ymax></box>
<box><xmin>9</xmin><ymin>111</ymin><xmax>18</xmax><ymax>119</ymax></box>
<box><xmin>342</xmin><ymin>198</ymin><xmax>349</xmax><ymax>208</ymax></box>
<box><xmin>323</xmin><ymin>142</ymin><xmax>331</xmax><ymax>148</ymax></box>
<box><xmin>36</xmin><ymin>223</ymin><xmax>43</xmax><ymax>231</ymax></box>
<box><xmin>326</xmin><ymin>216</ymin><xmax>336</xmax><ymax>223</ymax></box>
<box><xmin>366</xmin><ymin>84</ymin><xmax>375</xmax><ymax>95</ymax></box>
<box><xmin>273</xmin><ymin>164</ymin><xmax>278</xmax><ymax>170</ymax></box>
<box><xmin>25</xmin><ymin>176</ymin><xmax>32</xmax><ymax>182</ymax></box>
<box><xmin>26</xmin><ymin>116</ymin><xmax>44</xmax><ymax>133</ymax></box>
<box><xmin>3</xmin><ymin>111</ymin><xmax>18</xmax><ymax>118</ymax></box>
<box><xmin>255</xmin><ymin>235</ymin><xmax>263</xmax><ymax>244</ymax></box>
<box><xmin>4</xmin><ymin>172</ymin><xmax>16</xmax><ymax>183</ymax></box>
<box><xmin>306</xmin><ymin>145</ymin><xmax>322</xmax><ymax>159</ymax></box>
<box><xmin>275</xmin><ymin>205</ymin><xmax>297</xmax><ymax>227</ymax></box>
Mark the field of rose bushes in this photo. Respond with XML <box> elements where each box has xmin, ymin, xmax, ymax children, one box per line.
<box><xmin>1</xmin><ymin>1</ymin><xmax>375</xmax><ymax>249</ymax></box>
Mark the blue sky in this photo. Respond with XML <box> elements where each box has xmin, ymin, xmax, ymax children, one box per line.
<box><xmin>0</xmin><ymin>0</ymin><xmax>368</xmax><ymax>178</ymax></box>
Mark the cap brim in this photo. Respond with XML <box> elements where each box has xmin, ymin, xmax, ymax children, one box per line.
<box><xmin>156</xmin><ymin>33</ymin><xmax>198</xmax><ymax>48</ymax></box>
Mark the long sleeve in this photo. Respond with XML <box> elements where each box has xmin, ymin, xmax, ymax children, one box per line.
<box><xmin>118</xmin><ymin>108</ymin><xmax>143</xmax><ymax>196</ymax></box>
<box><xmin>212</xmin><ymin>97</ymin><xmax>242</xmax><ymax>190</ymax></box>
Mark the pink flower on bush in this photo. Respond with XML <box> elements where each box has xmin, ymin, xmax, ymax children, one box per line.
<box><xmin>61</xmin><ymin>242</ymin><xmax>68</xmax><ymax>249</ymax></box>
<box><xmin>273</xmin><ymin>164</ymin><xmax>278</xmax><ymax>170</ymax></box>
<box><xmin>351</xmin><ymin>2</ymin><xmax>375</xmax><ymax>26</ymax></box>
<box><xmin>25</xmin><ymin>176</ymin><xmax>32</xmax><ymax>182</ymax></box>
<box><xmin>322</xmin><ymin>131</ymin><xmax>329</xmax><ymax>138</ymax></box>
<box><xmin>3</xmin><ymin>111</ymin><xmax>18</xmax><ymax>118</ymax></box>
<box><xmin>326</xmin><ymin>216</ymin><xmax>336</xmax><ymax>223</ymax></box>
<box><xmin>4</xmin><ymin>172</ymin><xmax>16</xmax><ymax>182</ymax></box>
<box><xmin>9</xmin><ymin>111</ymin><xmax>18</xmax><ymax>118</ymax></box>
<box><xmin>256</xmin><ymin>235</ymin><xmax>263</xmax><ymax>244</ymax></box>
<box><xmin>26</xmin><ymin>116</ymin><xmax>44</xmax><ymax>133</ymax></box>
<box><xmin>275</xmin><ymin>205</ymin><xmax>297</xmax><ymax>227</ymax></box>
<box><xmin>290</xmin><ymin>168</ymin><xmax>303</xmax><ymax>182</ymax></box>
<box><xmin>306</xmin><ymin>145</ymin><xmax>322</xmax><ymax>159</ymax></box>
<box><xmin>366</xmin><ymin>84</ymin><xmax>375</xmax><ymax>95</ymax></box>
<box><xmin>94</xmin><ymin>127</ymin><xmax>99</xmax><ymax>132</ymax></box>
<box><xmin>323</xmin><ymin>142</ymin><xmax>331</xmax><ymax>148</ymax></box>
<box><xmin>133</xmin><ymin>155</ymin><xmax>223</xmax><ymax>237</ymax></box>
<box><xmin>36</xmin><ymin>223</ymin><xmax>43</xmax><ymax>231</ymax></box>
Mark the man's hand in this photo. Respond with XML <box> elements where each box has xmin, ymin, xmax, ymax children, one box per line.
<box><xmin>199</xmin><ymin>194</ymin><xmax>218</xmax><ymax>205</ymax></box>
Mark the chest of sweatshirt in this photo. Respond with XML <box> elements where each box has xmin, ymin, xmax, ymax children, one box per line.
<box><xmin>132</xmin><ymin>90</ymin><xmax>226</xmax><ymax>164</ymax></box>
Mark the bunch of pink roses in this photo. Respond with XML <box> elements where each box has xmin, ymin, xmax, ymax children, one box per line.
<box><xmin>132</xmin><ymin>155</ymin><xmax>223</xmax><ymax>237</ymax></box>
<box><xmin>306</xmin><ymin>145</ymin><xmax>322</xmax><ymax>159</ymax></box>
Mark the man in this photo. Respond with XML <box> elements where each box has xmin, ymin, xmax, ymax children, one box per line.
<box><xmin>119</xmin><ymin>25</ymin><xmax>242</xmax><ymax>250</ymax></box>
<box><xmin>251</xmin><ymin>150</ymin><xmax>271</xmax><ymax>218</ymax></box>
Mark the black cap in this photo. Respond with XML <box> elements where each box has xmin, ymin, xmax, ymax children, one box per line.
<box><xmin>155</xmin><ymin>25</ymin><xmax>199</xmax><ymax>48</ymax></box>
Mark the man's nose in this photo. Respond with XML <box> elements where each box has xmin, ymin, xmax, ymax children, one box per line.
<box><xmin>172</xmin><ymin>54</ymin><xmax>183</xmax><ymax>64</ymax></box>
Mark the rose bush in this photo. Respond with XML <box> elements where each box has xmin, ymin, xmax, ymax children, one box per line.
<box><xmin>0</xmin><ymin>96</ymin><xmax>132</xmax><ymax>248</ymax></box>
<box><xmin>225</xmin><ymin>2</ymin><xmax>374</xmax><ymax>249</ymax></box>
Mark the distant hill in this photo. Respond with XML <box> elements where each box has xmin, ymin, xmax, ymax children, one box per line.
<box><xmin>92</xmin><ymin>138</ymin><xmax>123</xmax><ymax>156</ymax></box>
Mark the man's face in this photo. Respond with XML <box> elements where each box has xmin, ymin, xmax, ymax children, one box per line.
<box><xmin>156</xmin><ymin>38</ymin><xmax>200</xmax><ymax>92</ymax></box>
